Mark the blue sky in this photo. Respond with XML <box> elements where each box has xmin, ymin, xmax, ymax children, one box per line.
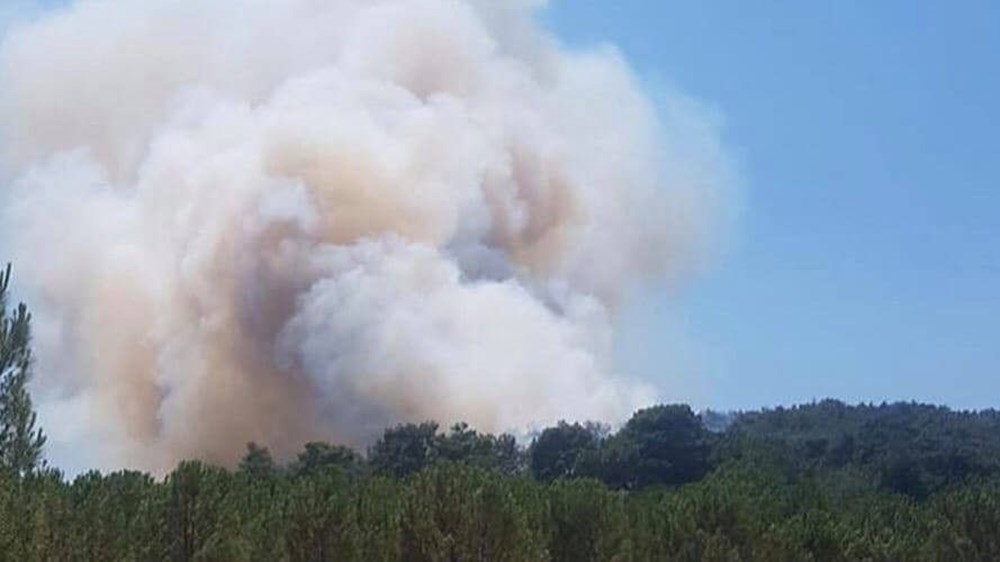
<box><xmin>544</xmin><ymin>1</ymin><xmax>1000</xmax><ymax>410</ymax></box>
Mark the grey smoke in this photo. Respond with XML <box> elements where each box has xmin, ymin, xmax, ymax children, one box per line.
<box><xmin>0</xmin><ymin>0</ymin><xmax>733</xmax><ymax>473</ymax></box>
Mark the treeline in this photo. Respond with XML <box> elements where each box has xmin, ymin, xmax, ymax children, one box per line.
<box><xmin>1</xmin><ymin>402</ymin><xmax>1000</xmax><ymax>560</ymax></box>
<box><xmin>4</xmin><ymin>264</ymin><xmax>1000</xmax><ymax>559</ymax></box>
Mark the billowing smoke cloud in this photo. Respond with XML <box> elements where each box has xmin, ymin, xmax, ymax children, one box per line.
<box><xmin>0</xmin><ymin>0</ymin><xmax>732</xmax><ymax>473</ymax></box>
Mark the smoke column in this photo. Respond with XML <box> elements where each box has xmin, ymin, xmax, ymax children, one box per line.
<box><xmin>0</xmin><ymin>0</ymin><xmax>732</xmax><ymax>473</ymax></box>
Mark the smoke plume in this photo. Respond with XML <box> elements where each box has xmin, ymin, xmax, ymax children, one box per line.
<box><xmin>0</xmin><ymin>0</ymin><xmax>732</xmax><ymax>472</ymax></box>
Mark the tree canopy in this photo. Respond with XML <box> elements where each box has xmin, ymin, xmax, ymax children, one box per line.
<box><xmin>2</xmin><ymin>261</ymin><xmax>1000</xmax><ymax>559</ymax></box>
<box><xmin>0</xmin><ymin>264</ymin><xmax>45</xmax><ymax>476</ymax></box>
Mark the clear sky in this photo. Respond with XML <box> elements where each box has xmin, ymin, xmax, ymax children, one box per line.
<box><xmin>543</xmin><ymin>1</ymin><xmax>1000</xmax><ymax>411</ymax></box>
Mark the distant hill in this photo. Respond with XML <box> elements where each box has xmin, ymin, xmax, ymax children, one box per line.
<box><xmin>718</xmin><ymin>399</ymin><xmax>1000</xmax><ymax>498</ymax></box>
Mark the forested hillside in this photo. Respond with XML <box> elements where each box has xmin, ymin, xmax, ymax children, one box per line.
<box><xmin>0</xmin><ymin>402</ymin><xmax>1000</xmax><ymax>561</ymax></box>
<box><xmin>3</xmin><ymin>265</ymin><xmax>1000</xmax><ymax>560</ymax></box>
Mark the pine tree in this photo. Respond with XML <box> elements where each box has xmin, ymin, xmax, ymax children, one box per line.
<box><xmin>0</xmin><ymin>264</ymin><xmax>46</xmax><ymax>476</ymax></box>
<box><xmin>238</xmin><ymin>442</ymin><xmax>276</xmax><ymax>479</ymax></box>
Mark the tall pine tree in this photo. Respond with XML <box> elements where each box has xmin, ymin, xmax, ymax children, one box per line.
<box><xmin>0</xmin><ymin>263</ymin><xmax>45</xmax><ymax>475</ymax></box>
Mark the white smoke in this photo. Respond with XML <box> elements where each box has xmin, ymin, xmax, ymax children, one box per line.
<box><xmin>0</xmin><ymin>0</ymin><xmax>732</xmax><ymax>473</ymax></box>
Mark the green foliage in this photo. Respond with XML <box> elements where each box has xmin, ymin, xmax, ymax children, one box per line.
<box><xmin>238</xmin><ymin>442</ymin><xmax>276</xmax><ymax>479</ymax></box>
<box><xmin>290</xmin><ymin>441</ymin><xmax>363</xmax><ymax>479</ymax></box>
<box><xmin>437</xmin><ymin>423</ymin><xmax>525</xmax><ymax>476</ymax></box>
<box><xmin>370</xmin><ymin>422</ymin><xmax>525</xmax><ymax>479</ymax></box>
<box><xmin>0</xmin><ymin>407</ymin><xmax>997</xmax><ymax>560</ymax></box>
<box><xmin>370</xmin><ymin>422</ymin><xmax>440</xmax><ymax>479</ymax></box>
<box><xmin>618</xmin><ymin>404</ymin><xmax>712</xmax><ymax>488</ymax></box>
<box><xmin>3</xmin><ymin>258</ymin><xmax>1000</xmax><ymax>557</ymax></box>
<box><xmin>722</xmin><ymin>399</ymin><xmax>1000</xmax><ymax>498</ymax></box>
<box><xmin>401</xmin><ymin>463</ymin><xmax>546</xmax><ymax>562</ymax></box>
<box><xmin>0</xmin><ymin>295</ymin><xmax>995</xmax><ymax>562</ymax></box>
<box><xmin>0</xmin><ymin>264</ymin><xmax>45</xmax><ymax>476</ymax></box>
<box><xmin>529</xmin><ymin>421</ymin><xmax>600</xmax><ymax>482</ymax></box>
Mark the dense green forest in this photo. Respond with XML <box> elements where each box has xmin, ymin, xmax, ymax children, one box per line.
<box><xmin>3</xmin><ymin>268</ymin><xmax>1000</xmax><ymax>561</ymax></box>
<box><xmin>1</xmin><ymin>402</ymin><xmax>1000</xmax><ymax>561</ymax></box>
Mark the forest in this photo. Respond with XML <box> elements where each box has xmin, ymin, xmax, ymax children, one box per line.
<box><xmin>1</xmin><ymin>402</ymin><xmax>1000</xmax><ymax>561</ymax></box>
<box><xmin>4</xmin><ymin>271</ymin><xmax>1000</xmax><ymax>561</ymax></box>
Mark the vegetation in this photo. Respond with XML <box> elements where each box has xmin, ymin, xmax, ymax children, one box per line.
<box><xmin>0</xmin><ymin>264</ymin><xmax>45</xmax><ymax>476</ymax></box>
<box><xmin>0</xmin><ymin>402</ymin><xmax>992</xmax><ymax>561</ymax></box>
<box><xmin>3</xmin><ymin>264</ymin><xmax>1000</xmax><ymax>559</ymax></box>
